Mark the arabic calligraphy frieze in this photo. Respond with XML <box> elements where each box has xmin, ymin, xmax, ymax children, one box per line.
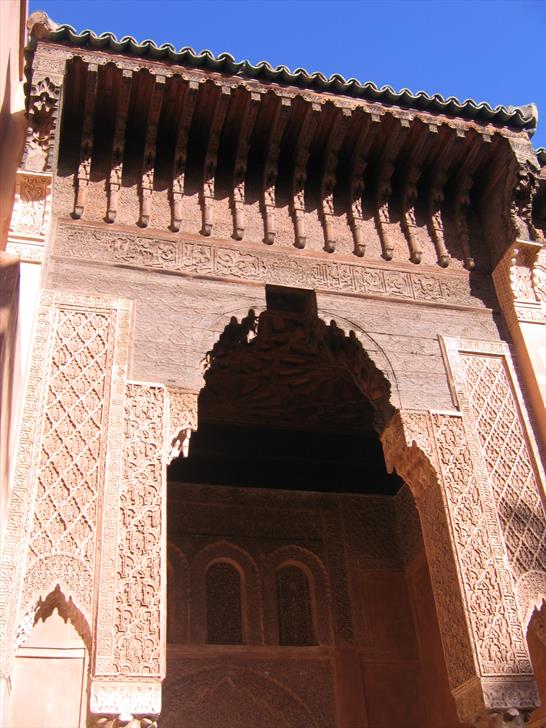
<box><xmin>54</xmin><ymin>223</ymin><xmax>494</xmax><ymax>310</ymax></box>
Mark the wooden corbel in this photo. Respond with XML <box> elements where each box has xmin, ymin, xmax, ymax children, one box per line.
<box><xmin>425</xmin><ymin>130</ymin><xmax>459</xmax><ymax>267</ymax></box>
<box><xmin>348</xmin><ymin>111</ymin><xmax>381</xmax><ymax>257</ymax></box>
<box><xmin>201</xmin><ymin>85</ymin><xmax>231</xmax><ymax>236</ymax></box>
<box><xmin>231</xmin><ymin>91</ymin><xmax>261</xmax><ymax>240</ymax></box>
<box><xmin>139</xmin><ymin>74</ymin><xmax>166</xmax><ymax>227</ymax></box>
<box><xmin>375</xmin><ymin>117</ymin><xmax>410</xmax><ymax>260</ymax></box>
<box><xmin>170</xmin><ymin>80</ymin><xmax>199</xmax><ymax>232</ymax></box>
<box><xmin>399</xmin><ymin>122</ymin><xmax>432</xmax><ymax>264</ymax></box>
<box><xmin>449</xmin><ymin>132</ymin><xmax>482</xmax><ymax>269</ymax></box>
<box><xmin>262</xmin><ymin>95</ymin><xmax>291</xmax><ymax>244</ymax></box>
<box><xmin>291</xmin><ymin>102</ymin><xmax>321</xmax><ymax>249</ymax></box>
<box><xmin>319</xmin><ymin>106</ymin><xmax>352</xmax><ymax>253</ymax></box>
<box><xmin>73</xmin><ymin>63</ymin><xmax>98</xmax><ymax>219</ymax></box>
<box><xmin>106</xmin><ymin>69</ymin><xmax>132</xmax><ymax>223</ymax></box>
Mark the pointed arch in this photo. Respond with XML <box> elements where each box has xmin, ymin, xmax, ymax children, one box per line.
<box><xmin>263</xmin><ymin>545</ymin><xmax>332</xmax><ymax>646</ymax></box>
<box><xmin>190</xmin><ymin>540</ymin><xmax>262</xmax><ymax>644</ymax></box>
<box><xmin>15</xmin><ymin>583</ymin><xmax>92</xmax><ymax>653</ymax></box>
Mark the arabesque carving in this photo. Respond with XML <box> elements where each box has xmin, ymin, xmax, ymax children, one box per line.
<box><xmin>54</xmin><ymin>222</ymin><xmax>496</xmax><ymax>311</ymax></box>
<box><xmin>442</xmin><ymin>337</ymin><xmax>546</xmax><ymax>628</ymax></box>
<box><xmin>113</xmin><ymin>383</ymin><xmax>166</xmax><ymax>676</ymax></box>
<box><xmin>382</xmin><ymin>409</ymin><xmax>539</xmax><ymax>723</ymax></box>
<box><xmin>8</xmin><ymin>172</ymin><xmax>52</xmax><ymax>240</ymax></box>
<box><xmin>23</xmin><ymin>75</ymin><xmax>62</xmax><ymax>173</ymax></box>
<box><xmin>1</xmin><ymin>291</ymin><xmax>131</xmax><ymax>688</ymax></box>
<box><xmin>263</xmin><ymin>545</ymin><xmax>332</xmax><ymax>646</ymax></box>
<box><xmin>190</xmin><ymin>540</ymin><xmax>262</xmax><ymax>645</ymax></box>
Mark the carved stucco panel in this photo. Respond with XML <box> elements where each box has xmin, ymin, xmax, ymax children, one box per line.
<box><xmin>8</xmin><ymin>171</ymin><xmax>52</xmax><ymax>242</ymax></box>
<box><xmin>429</xmin><ymin>413</ymin><xmax>531</xmax><ymax>678</ymax></box>
<box><xmin>54</xmin><ymin>221</ymin><xmax>496</xmax><ymax>311</ymax></box>
<box><xmin>442</xmin><ymin>337</ymin><xmax>546</xmax><ymax>628</ymax></box>
<box><xmin>112</xmin><ymin>383</ymin><xmax>166</xmax><ymax>678</ymax></box>
<box><xmin>1</xmin><ymin>291</ymin><xmax>131</xmax><ymax>680</ymax></box>
<box><xmin>382</xmin><ymin>409</ymin><xmax>539</xmax><ymax>720</ymax></box>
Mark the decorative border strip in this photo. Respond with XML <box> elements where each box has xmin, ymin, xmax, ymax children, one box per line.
<box><xmin>53</xmin><ymin>221</ymin><xmax>496</xmax><ymax>311</ymax></box>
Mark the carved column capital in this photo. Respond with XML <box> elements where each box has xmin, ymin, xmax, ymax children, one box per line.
<box><xmin>22</xmin><ymin>73</ymin><xmax>63</xmax><ymax>174</ymax></box>
<box><xmin>6</xmin><ymin>170</ymin><xmax>52</xmax><ymax>262</ymax></box>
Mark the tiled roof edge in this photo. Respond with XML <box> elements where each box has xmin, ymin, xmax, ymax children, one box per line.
<box><xmin>32</xmin><ymin>22</ymin><xmax>538</xmax><ymax>134</ymax></box>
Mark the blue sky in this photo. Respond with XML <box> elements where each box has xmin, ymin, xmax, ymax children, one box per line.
<box><xmin>29</xmin><ymin>0</ymin><xmax>546</xmax><ymax>148</ymax></box>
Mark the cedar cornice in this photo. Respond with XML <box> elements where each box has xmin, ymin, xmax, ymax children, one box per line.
<box><xmin>45</xmin><ymin>45</ymin><xmax>542</xmax><ymax>266</ymax></box>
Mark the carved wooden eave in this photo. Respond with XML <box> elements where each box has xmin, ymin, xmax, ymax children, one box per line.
<box><xmin>397</xmin><ymin>119</ymin><xmax>438</xmax><ymax>265</ymax></box>
<box><xmin>171</xmin><ymin>79</ymin><xmax>199</xmax><ymax>232</ymax></box>
<box><xmin>25</xmin><ymin>35</ymin><xmax>543</xmax><ymax>269</ymax></box>
<box><xmin>374</xmin><ymin>116</ymin><xmax>412</xmax><ymax>261</ymax></box>
<box><xmin>424</xmin><ymin>127</ymin><xmax>461</xmax><ymax>268</ymax></box>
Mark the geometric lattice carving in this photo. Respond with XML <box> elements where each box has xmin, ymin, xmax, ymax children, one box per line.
<box><xmin>460</xmin><ymin>353</ymin><xmax>546</xmax><ymax>581</ymax></box>
<box><xmin>276</xmin><ymin>565</ymin><xmax>315</xmax><ymax>646</ymax></box>
<box><xmin>206</xmin><ymin>563</ymin><xmax>243</xmax><ymax>645</ymax></box>
<box><xmin>431</xmin><ymin>413</ymin><xmax>531</xmax><ymax>678</ymax></box>
<box><xmin>113</xmin><ymin>383</ymin><xmax>165</xmax><ymax>676</ymax></box>
<box><xmin>23</xmin><ymin>308</ymin><xmax>114</xmax><ymax>615</ymax></box>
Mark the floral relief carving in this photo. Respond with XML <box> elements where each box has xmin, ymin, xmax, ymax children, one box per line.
<box><xmin>113</xmin><ymin>383</ymin><xmax>166</xmax><ymax>677</ymax></box>
<box><xmin>55</xmin><ymin>221</ymin><xmax>496</xmax><ymax>311</ymax></box>
<box><xmin>8</xmin><ymin>172</ymin><xmax>52</xmax><ymax>240</ymax></box>
<box><xmin>382</xmin><ymin>410</ymin><xmax>538</xmax><ymax>721</ymax></box>
<box><xmin>23</xmin><ymin>75</ymin><xmax>62</xmax><ymax>173</ymax></box>
<box><xmin>1</xmin><ymin>291</ymin><xmax>131</xmax><ymax>688</ymax></box>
